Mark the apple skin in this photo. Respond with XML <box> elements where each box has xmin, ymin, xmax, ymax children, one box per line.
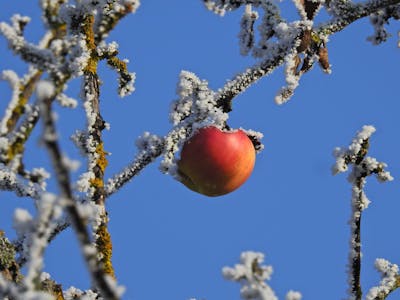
<box><xmin>177</xmin><ymin>126</ymin><xmax>256</xmax><ymax>197</ymax></box>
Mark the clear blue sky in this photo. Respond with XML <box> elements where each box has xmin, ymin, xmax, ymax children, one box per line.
<box><xmin>1</xmin><ymin>1</ymin><xmax>400</xmax><ymax>299</ymax></box>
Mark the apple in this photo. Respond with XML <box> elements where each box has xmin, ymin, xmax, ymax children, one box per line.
<box><xmin>177</xmin><ymin>126</ymin><xmax>256</xmax><ymax>197</ymax></box>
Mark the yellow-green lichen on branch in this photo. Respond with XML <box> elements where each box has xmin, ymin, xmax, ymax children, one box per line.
<box><xmin>95</xmin><ymin>223</ymin><xmax>115</xmax><ymax>278</ymax></box>
<box><xmin>95</xmin><ymin>143</ymin><xmax>108</xmax><ymax>173</ymax></box>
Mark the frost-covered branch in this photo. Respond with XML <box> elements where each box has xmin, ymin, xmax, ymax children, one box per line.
<box><xmin>0</xmin><ymin>163</ymin><xmax>42</xmax><ymax>199</ymax></box>
<box><xmin>223</xmin><ymin>251</ymin><xmax>301</xmax><ymax>300</ymax></box>
<box><xmin>332</xmin><ymin>125</ymin><xmax>393</xmax><ymax>300</ymax></box>
<box><xmin>205</xmin><ymin>0</ymin><xmax>400</xmax><ymax>107</ymax></box>
<box><xmin>38</xmin><ymin>80</ymin><xmax>121</xmax><ymax>300</ymax></box>
<box><xmin>21</xmin><ymin>193</ymin><xmax>63</xmax><ymax>291</ymax></box>
<box><xmin>366</xmin><ymin>258</ymin><xmax>400</xmax><ymax>300</ymax></box>
<box><xmin>0</xmin><ymin>69</ymin><xmax>42</xmax><ymax>136</ymax></box>
<box><xmin>320</xmin><ymin>0</ymin><xmax>400</xmax><ymax>35</ymax></box>
<box><xmin>0</xmin><ymin>231</ymin><xmax>20</xmax><ymax>283</ymax></box>
<box><xmin>105</xmin><ymin>132</ymin><xmax>164</xmax><ymax>197</ymax></box>
<box><xmin>0</xmin><ymin>19</ymin><xmax>58</xmax><ymax>74</ymax></box>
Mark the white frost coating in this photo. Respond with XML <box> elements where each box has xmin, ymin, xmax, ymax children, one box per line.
<box><xmin>39</xmin><ymin>272</ymin><xmax>51</xmax><ymax>281</ymax></box>
<box><xmin>241</xmin><ymin>128</ymin><xmax>265</xmax><ymax>152</ymax></box>
<box><xmin>0</xmin><ymin>164</ymin><xmax>42</xmax><ymax>198</ymax></box>
<box><xmin>159</xmin><ymin>127</ymin><xmax>187</xmax><ymax>177</ymax></box>
<box><xmin>275</xmin><ymin>51</ymin><xmax>300</xmax><ymax>105</ymax></box>
<box><xmin>76</xmin><ymin>171</ymin><xmax>95</xmax><ymax>194</ymax></box>
<box><xmin>366</xmin><ymin>258</ymin><xmax>399</xmax><ymax>300</ymax></box>
<box><xmin>223</xmin><ymin>251</ymin><xmax>278</xmax><ymax>300</ymax></box>
<box><xmin>332</xmin><ymin>125</ymin><xmax>377</xmax><ymax>176</ymax></box>
<box><xmin>170</xmin><ymin>71</ymin><xmax>228</xmax><ymax>128</ymax></box>
<box><xmin>333</xmin><ymin>126</ymin><xmax>394</xmax><ymax>300</ymax></box>
<box><xmin>13</xmin><ymin>208</ymin><xmax>34</xmax><ymax>238</ymax></box>
<box><xmin>135</xmin><ymin>132</ymin><xmax>164</xmax><ymax>155</ymax></box>
<box><xmin>69</xmin><ymin>39</ymin><xmax>90</xmax><ymax>77</ymax></box>
<box><xmin>63</xmin><ymin>287</ymin><xmax>99</xmax><ymax>300</ymax></box>
<box><xmin>239</xmin><ymin>5</ymin><xmax>259</xmax><ymax>56</ymax></box>
<box><xmin>349</xmin><ymin>125</ymin><xmax>375</xmax><ymax>155</ymax></box>
<box><xmin>119</xmin><ymin>71</ymin><xmax>136</xmax><ymax>97</ymax></box>
<box><xmin>286</xmin><ymin>290</ymin><xmax>302</xmax><ymax>300</ymax></box>
<box><xmin>292</xmin><ymin>0</ymin><xmax>308</xmax><ymax>20</ymax></box>
<box><xmin>36</xmin><ymin>80</ymin><xmax>55</xmax><ymax>100</ymax></box>
<box><xmin>31</xmin><ymin>168</ymin><xmax>51</xmax><ymax>190</ymax></box>
<box><xmin>77</xmin><ymin>201</ymin><xmax>102</xmax><ymax>232</ymax></box>
<box><xmin>0</xmin><ymin>70</ymin><xmax>20</xmax><ymax>135</ymax></box>
<box><xmin>105</xmin><ymin>132</ymin><xmax>164</xmax><ymax>196</ymax></box>
<box><xmin>97</xmin><ymin>41</ymin><xmax>119</xmax><ymax>57</ymax></box>
<box><xmin>104</xmin><ymin>275</ymin><xmax>126</xmax><ymax>298</ymax></box>
<box><xmin>0</xmin><ymin>20</ymin><xmax>57</xmax><ymax>73</ymax></box>
<box><xmin>162</xmin><ymin>71</ymin><xmax>229</xmax><ymax>176</ymax></box>
<box><xmin>62</xmin><ymin>154</ymin><xmax>81</xmax><ymax>172</ymax></box>
<box><xmin>367</xmin><ymin>11</ymin><xmax>390</xmax><ymax>45</ymax></box>
<box><xmin>10</xmin><ymin>14</ymin><xmax>31</xmax><ymax>33</ymax></box>
<box><xmin>56</xmin><ymin>93</ymin><xmax>78</xmax><ymax>108</ymax></box>
<box><xmin>24</xmin><ymin>193</ymin><xmax>63</xmax><ymax>291</ymax></box>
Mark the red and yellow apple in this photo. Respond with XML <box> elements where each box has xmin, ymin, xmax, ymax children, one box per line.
<box><xmin>177</xmin><ymin>126</ymin><xmax>256</xmax><ymax>197</ymax></box>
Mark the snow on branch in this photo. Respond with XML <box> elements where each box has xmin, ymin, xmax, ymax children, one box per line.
<box><xmin>332</xmin><ymin>125</ymin><xmax>393</xmax><ymax>300</ymax></box>
<box><xmin>223</xmin><ymin>251</ymin><xmax>302</xmax><ymax>300</ymax></box>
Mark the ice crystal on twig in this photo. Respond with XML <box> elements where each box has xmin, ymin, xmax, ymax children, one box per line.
<box><xmin>105</xmin><ymin>132</ymin><xmax>164</xmax><ymax>197</ymax></box>
<box><xmin>239</xmin><ymin>5</ymin><xmax>259</xmax><ymax>56</ymax></box>
<box><xmin>161</xmin><ymin>71</ymin><xmax>229</xmax><ymax>177</ymax></box>
<box><xmin>0</xmin><ymin>164</ymin><xmax>42</xmax><ymax>199</ymax></box>
<box><xmin>366</xmin><ymin>258</ymin><xmax>400</xmax><ymax>300</ymax></box>
<box><xmin>23</xmin><ymin>193</ymin><xmax>63</xmax><ymax>291</ymax></box>
<box><xmin>0</xmin><ymin>18</ymin><xmax>58</xmax><ymax>75</ymax></box>
<box><xmin>63</xmin><ymin>286</ymin><xmax>100</xmax><ymax>300</ymax></box>
<box><xmin>332</xmin><ymin>125</ymin><xmax>393</xmax><ymax>300</ymax></box>
<box><xmin>285</xmin><ymin>290</ymin><xmax>302</xmax><ymax>300</ymax></box>
<box><xmin>223</xmin><ymin>251</ymin><xmax>277</xmax><ymax>300</ymax></box>
<box><xmin>367</xmin><ymin>10</ymin><xmax>391</xmax><ymax>44</ymax></box>
<box><xmin>223</xmin><ymin>251</ymin><xmax>301</xmax><ymax>300</ymax></box>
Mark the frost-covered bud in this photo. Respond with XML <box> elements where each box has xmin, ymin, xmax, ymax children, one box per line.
<box><xmin>367</xmin><ymin>11</ymin><xmax>390</xmax><ymax>45</ymax></box>
<box><xmin>286</xmin><ymin>290</ymin><xmax>302</xmax><ymax>300</ymax></box>
<box><xmin>11</xmin><ymin>14</ymin><xmax>31</xmax><ymax>34</ymax></box>
<box><xmin>135</xmin><ymin>132</ymin><xmax>164</xmax><ymax>156</ymax></box>
<box><xmin>376</xmin><ymin>169</ymin><xmax>393</xmax><ymax>182</ymax></box>
<box><xmin>56</xmin><ymin>93</ymin><xmax>78</xmax><ymax>108</ymax></box>
<box><xmin>366</xmin><ymin>259</ymin><xmax>399</xmax><ymax>300</ymax></box>
<box><xmin>36</xmin><ymin>80</ymin><xmax>55</xmax><ymax>100</ymax></box>
<box><xmin>13</xmin><ymin>208</ymin><xmax>34</xmax><ymax>238</ymax></box>
<box><xmin>239</xmin><ymin>5</ymin><xmax>258</xmax><ymax>56</ymax></box>
<box><xmin>68</xmin><ymin>39</ymin><xmax>90</xmax><ymax>77</ymax></box>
